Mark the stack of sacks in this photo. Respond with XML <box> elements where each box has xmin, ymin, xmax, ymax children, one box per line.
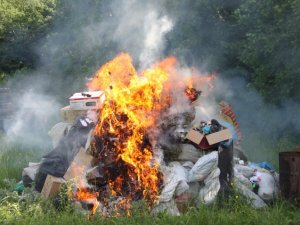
<box><xmin>154</xmin><ymin>152</ymin><xmax>219</xmax><ymax>215</ymax></box>
<box><xmin>234</xmin><ymin>162</ymin><xmax>279</xmax><ymax>208</ymax></box>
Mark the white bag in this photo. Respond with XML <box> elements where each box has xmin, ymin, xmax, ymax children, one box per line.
<box><xmin>234</xmin><ymin>164</ymin><xmax>255</xmax><ymax>178</ymax></box>
<box><xmin>197</xmin><ymin>168</ymin><xmax>220</xmax><ymax>206</ymax></box>
<box><xmin>178</xmin><ymin>144</ymin><xmax>205</xmax><ymax>163</ymax></box>
<box><xmin>234</xmin><ymin>168</ymin><xmax>252</xmax><ymax>189</ymax></box>
<box><xmin>188</xmin><ymin>151</ymin><xmax>218</xmax><ymax>182</ymax></box>
<box><xmin>235</xmin><ymin>180</ymin><xmax>267</xmax><ymax>208</ymax></box>
<box><xmin>250</xmin><ymin>171</ymin><xmax>278</xmax><ymax>202</ymax></box>
<box><xmin>159</xmin><ymin>162</ymin><xmax>189</xmax><ymax>203</ymax></box>
<box><xmin>48</xmin><ymin>122</ymin><xmax>71</xmax><ymax>148</ymax></box>
<box><xmin>152</xmin><ymin>199</ymin><xmax>180</xmax><ymax>216</ymax></box>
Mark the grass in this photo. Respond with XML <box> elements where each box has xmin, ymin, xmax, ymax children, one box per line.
<box><xmin>0</xmin><ymin>193</ymin><xmax>299</xmax><ymax>225</ymax></box>
<box><xmin>0</xmin><ymin>138</ymin><xmax>299</xmax><ymax>225</ymax></box>
<box><xmin>0</xmin><ymin>138</ymin><xmax>47</xmax><ymax>189</ymax></box>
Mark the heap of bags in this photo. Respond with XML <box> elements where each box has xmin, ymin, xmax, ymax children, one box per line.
<box><xmin>153</xmin><ymin>145</ymin><xmax>279</xmax><ymax>215</ymax></box>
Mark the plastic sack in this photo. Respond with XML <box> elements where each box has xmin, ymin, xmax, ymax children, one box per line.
<box><xmin>159</xmin><ymin>162</ymin><xmax>189</xmax><ymax>203</ymax></box>
<box><xmin>234</xmin><ymin>168</ymin><xmax>252</xmax><ymax>189</ymax></box>
<box><xmin>250</xmin><ymin>162</ymin><xmax>275</xmax><ymax>171</ymax></box>
<box><xmin>235</xmin><ymin>180</ymin><xmax>267</xmax><ymax>208</ymax></box>
<box><xmin>188</xmin><ymin>151</ymin><xmax>218</xmax><ymax>182</ymax></box>
<box><xmin>22</xmin><ymin>162</ymin><xmax>42</xmax><ymax>187</ymax></box>
<box><xmin>234</xmin><ymin>164</ymin><xmax>255</xmax><ymax>178</ymax></box>
<box><xmin>152</xmin><ymin>199</ymin><xmax>180</xmax><ymax>216</ymax></box>
<box><xmin>178</xmin><ymin>144</ymin><xmax>204</xmax><ymax>163</ymax></box>
<box><xmin>197</xmin><ymin>168</ymin><xmax>220</xmax><ymax>206</ymax></box>
<box><xmin>48</xmin><ymin>122</ymin><xmax>71</xmax><ymax>148</ymax></box>
<box><xmin>250</xmin><ymin>171</ymin><xmax>278</xmax><ymax>202</ymax></box>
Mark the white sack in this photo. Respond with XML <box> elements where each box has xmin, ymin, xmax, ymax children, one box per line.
<box><xmin>234</xmin><ymin>164</ymin><xmax>255</xmax><ymax>178</ymax></box>
<box><xmin>159</xmin><ymin>162</ymin><xmax>189</xmax><ymax>203</ymax></box>
<box><xmin>235</xmin><ymin>180</ymin><xmax>267</xmax><ymax>208</ymax></box>
<box><xmin>197</xmin><ymin>168</ymin><xmax>220</xmax><ymax>206</ymax></box>
<box><xmin>152</xmin><ymin>199</ymin><xmax>180</xmax><ymax>216</ymax></box>
<box><xmin>234</xmin><ymin>168</ymin><xmax>252</xmax><ymax>189</ymax></box>
<box><xmin>48</xmin><ymin>122</ymin><xmax>71</xmax><ymax>148</ymax></box>
<box><xmin>250</xmin><ymin>171</ymin><xmax>278</xmax><ymax>202</ymax></box>
<box><xmin>186</xmin><ymin>182</ymin><xmax>200</xmax><ymax>201</ymax></box>
<box><xmin>178</xmin><ymin>144</ymin><xmax>205</xmax><ymax>163</ymax></box>
<box><xmin>22</xmin><ymin>162</ymin><xmax>42</xmax><ymax>181</ymax></box>
<box><xmin>188</xmin><ymin>151</ymin><xmax>218</xmax><ymax>182</ymax></box>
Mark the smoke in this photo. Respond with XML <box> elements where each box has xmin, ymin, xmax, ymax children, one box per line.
<box><xmin>4</xmin><ymin>88</ymin><xmax>61</xmax><ymax>148</ymax></box>
<box><xmin>203</xmin><ymin>76</ymin><xmax>300</xmax><ymax>163</ymax></box>
<box><xmin>3</xmin><ymin>0</ymin><xmax>174</xmax><ymax>148</ymax></box>
<box><xmin>3</xmin><ymin>0</ymin><xmax>298</xmax><ymax>166</ymax></box>
<box><xmin>139</xmin><ymin>12</ymin><xmax>173</xmax><ymax>68</ymax></box>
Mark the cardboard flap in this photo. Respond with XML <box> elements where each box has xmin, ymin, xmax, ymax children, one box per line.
<box><xmin>64</xmin><ymin>148</ymin><xmax>95</xmax><ymax>181</ymax></box>
<box><xmin>206</xmin><ymin>129</ymin><xmax>232</xmax><ymax>145</ymax></box>
<box><xmin>186</xmin><ymin>129</ymin><xmax>204</xmax><ymax>144</ymax></box>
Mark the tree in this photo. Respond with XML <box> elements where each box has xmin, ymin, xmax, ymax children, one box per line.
<box><xmin>234</xmin><ymin>0</ymin><xmax>300</xmax><ymax>103</ymax></box>
<box><xmin>0</xmin><ymin>0</ymin><xmax>57</xmax><ymax>74</ymax></box>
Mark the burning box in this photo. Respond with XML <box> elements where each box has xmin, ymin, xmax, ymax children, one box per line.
<box><xmin>64</xmin><ymin>148</ymin><xmax>96</xmax><ymax>182</ymax></box>
<box><xmin>41</xmin><ymin>175</ymin><xmax>65</xmax><ymax>199</ymax></box>
<box><xmin>186</xmin><ymin>128</ymin><xmax>232</xmax><ymax>149</ymax></box>
<box><xmin>69</xmin><ymin>91</ymin><xmax>105</xmax><ymax>110</ymax></box>
<box><xmin>60</xmin><ymin>105</ymin><xmax>87</xmax><ymax>123</ymax></box>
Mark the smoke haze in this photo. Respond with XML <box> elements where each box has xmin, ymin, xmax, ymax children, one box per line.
<box><xmin>2</xmin><ymin>0</ymin><xmax>299</xmax><ymax>165</ymax></box>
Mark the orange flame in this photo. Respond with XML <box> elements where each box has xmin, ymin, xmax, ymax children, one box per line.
<box><xmin>88</xmin><ymin>53</ymin><xmax>171</xmax><ymax>208</ymax></box>
<box><xmin>83</xmin><ymin>53</ymin><xmax>216</xmax><ymax>215</ymax></box>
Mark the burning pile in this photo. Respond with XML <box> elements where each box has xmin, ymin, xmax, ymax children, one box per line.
<box><xmin>86</xmin><ymin>53</ymin><xmax>173</xmax><ymax>210</ymax></box>
<box><xmin>20</xmin><ymin>52</ymin><xmax>279</xmax><ymax>217</ymax></box>
<box><xmin>78</xmin><ymin>53</ymin><xmax>215</xmax><ymax>213</ymax></box>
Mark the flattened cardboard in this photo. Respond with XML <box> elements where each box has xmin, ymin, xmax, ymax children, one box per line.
<box><xmin>64</xmin><ymin>148</ymin><xmax>96</xmax><ymax>181</ymax></box>
<box><xmin>60</xmin><ymin>105</ymin><xmax>87</xmax><ymax>123</ymax></box>
<box><xmin>206</xmin><ymin>129</ymin><xmax>232</xmax><ymax>145</ymax></box>
<box><xmin>41</xmin><ymin>175</ymin><xmax>65</xmax><ymax>199</ymax></box>
<box><xmin>186</xmin><ymin>128</ymin><xmax>232</xmax><ymax>149</ymax></box>
<box><xmin>186</xmin><ymin>130</ymin><xmax>204</xmax><ymax>144</ymax></box>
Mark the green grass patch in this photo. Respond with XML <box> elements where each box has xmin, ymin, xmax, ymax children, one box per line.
<box><xmin>0</xmin><ymin>137</ymin><xmax>299</xmax><ymax>224</ymax></box>
<box><xmin>0</xmin><ymin>191</ymin><xmax>299</xmax><ymax>225</ymax></box>
<box><xmin>0</xmin><ymin>138</ymin><xmax>47</xmax><ymax>189</ymax></box>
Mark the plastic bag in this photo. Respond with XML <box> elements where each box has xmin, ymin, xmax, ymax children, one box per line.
<box><xmin>188</xmin><ymin>151</ymin><xmax>218</xmax><ymax>182</ymax></box>
<box><xmin>250</xmin><ymin>171</ymin><xmax>278</xmax><ymax>202</ymax></box>
<box><xmin>234</xmin><ymin>168</ymin><xmax>252</xmax><ymax>189</ymax></box>
<box><xmin>48</xmin><ymin>122</ymin><xmax>71</xmax><ymax>148</ymax></box>
<box><xmin>235</xmin><ymin>180</ymin><xmax>267</xmax><ymax>208</ymax></box>
<box><xmin>152</xmin><ymin>199</ymin><xmax>180</xmax><ymax>216</ymax></box>
<box><xmin>159</xmin><ymin>162</ymin><xmax>189</xmax><ymax>203</ymax></box>
<box><xmin>178</xmin><ymin>144</ymin><xmax>205</xmax><ymax>163</ymax></box>
<box><xmin>22</xmin><ymin>162</ymin><xmax>42</xmax><ymax>187</ymax></box>
<box><xmin>234</xmin><ymin>164</ymin><xmax>255</xmax><ymax>178</ymax></box>
<box><xmin>197</xmin><ymin>168</ymin><xmax>220</xmax><ymax>206</ymax></box>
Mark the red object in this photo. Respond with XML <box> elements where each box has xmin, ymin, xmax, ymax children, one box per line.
<box><xmin>220</xmin><ymin>103</ymin><xmax>242</xmax><ymax>142</ymax></box>
<box><xmin>199</xmin><ymin>137</ymin><xmax>211</xmax><ymax>149</ymax></box>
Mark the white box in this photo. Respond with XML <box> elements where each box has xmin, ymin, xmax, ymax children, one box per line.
<box><xmin>69</xmin><ymin>91</ymin><xmax>105</xmax><ymax>110</ymax></box>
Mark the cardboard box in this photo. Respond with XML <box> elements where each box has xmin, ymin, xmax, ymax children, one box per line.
<box><xmin>60</xmin><ymin>105</ymin><xmax>87</xmax><ymax>123</ymax></box>
<box><xmin>186</xmin><ymin>128</ymin><xmax>232</xmax><ymax>150</ymax></box>
<box><xmin>69</xmin><ymin>91</ymin><xmax>105</xmax><ymax>110</ymax></box>
<box><xmin>64</xmin><ymin>148</ymin><xmax>96</xmax><ymax>181</ymax></box>
<box><xmin>41</xmin><ymin>175</ymin><xmax>65</xmax><ymax>199</ymax></box>
<box><xmin>186</xmin><ymin>130</ymin><xmax>204</xmax><ymax>144</ymax></box>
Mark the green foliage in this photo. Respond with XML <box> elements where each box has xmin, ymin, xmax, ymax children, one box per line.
<box><xmin>0</xmin><ymin>191</ymin><xmax>299</xmax><ymax>225</ymax></box>
<box><xmin>233</xmin><ymin>0</ymin><xmax>300</xmax><ymax>103</ymax></box>
<box><xmin>0</xmin><ymin>0</ymin><xmax>57</xmax><ymax>72</ymax></box>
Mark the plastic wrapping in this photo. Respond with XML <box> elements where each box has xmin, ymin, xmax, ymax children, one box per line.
<box><xmin>188</xmin><ymin>151</ymin><xmax>218</xmax><ymax>182</ymax></box>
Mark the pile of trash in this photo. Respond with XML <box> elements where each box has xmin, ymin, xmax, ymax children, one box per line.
<box><xmin>18</xmin><ymin>90</ymin><xmax>280</xmax><ymax>216</ymax></box>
